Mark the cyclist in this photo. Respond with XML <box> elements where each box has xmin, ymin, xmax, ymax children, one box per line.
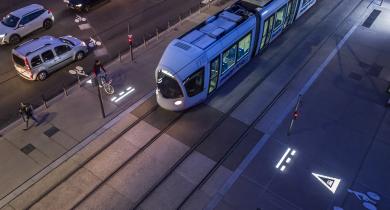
<box><xmin>93</xmin><ymin>60</ymin><xmax>107</xmax><ymax>86</ymax></box>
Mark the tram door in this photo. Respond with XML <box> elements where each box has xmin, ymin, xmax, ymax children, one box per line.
<box><xmin>208</xmin><ymin>56</ymin><xmax>220</xmax><ymax>95</ymax></box>
<box><xmin>285</xmin><ymin>0</ymin><xmax>300</xmax><ymax>27</ymax></box>
<box><xmin>259</xmin><ymin>15</ymin><xmax>274</xmax><ymax>51</ymax></box>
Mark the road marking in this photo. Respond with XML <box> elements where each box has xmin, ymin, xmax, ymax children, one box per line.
<box><xmin>312</xmin><ymin>172</ymin><xmax>341</xmax><ymax>194</ymax></box>
<box><xmin>275</xmin><ymin>148</ymin><xmax>296</xmax><ymax>172</ymax></box>
<box><xmin>276</xmin><ymin>148</ymin><xmax>291</xmax><ymax>169</ymax></box>
<box><xmin>93</xmin><ymin>47</ymin><xmax>108</xmax><ymax>57</ymax></box>
<box><xmin>78</xmin><ymin>23</ymin><xmax>91</xmax><ymax>30</ymax></box>
<box><xmin>205</xmin><ymin>23</ymin><xmax>358</xmax><ymax>210</ymax></box>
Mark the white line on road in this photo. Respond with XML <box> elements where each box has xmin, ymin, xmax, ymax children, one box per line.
<box><xmin>205</xmin><ymin>24</ymin><xmax>358</xmax><ymax>210</ymax></box>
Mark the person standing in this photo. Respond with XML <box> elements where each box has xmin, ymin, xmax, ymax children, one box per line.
<box><xmin>19</xmin><ymin>102</ymin><xmax>39</xmax><ymax>130</ymax></box>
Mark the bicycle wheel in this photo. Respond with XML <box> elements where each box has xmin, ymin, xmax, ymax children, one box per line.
<box><xmin>104</xmin><ymin>84</ymin><xmax>114</xmax><ymax>95</ymax></box>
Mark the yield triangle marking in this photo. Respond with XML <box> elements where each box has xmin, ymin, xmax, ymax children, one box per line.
<box><xmin>312</xmin><ymin>172</ymin><xmax>341</xmax><ymax>194</ymax></box>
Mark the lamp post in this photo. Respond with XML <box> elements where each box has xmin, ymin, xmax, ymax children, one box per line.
<box><xmin>94</xmin><ymin>77</ymin><xmax>105</xmax><ymax>118</ymax></box>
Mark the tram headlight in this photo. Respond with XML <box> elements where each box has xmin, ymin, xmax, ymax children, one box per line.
<box><xmin>174</xmin><ymin>100</ymin><xmax>182</xmax><ymax>106</ymax></box>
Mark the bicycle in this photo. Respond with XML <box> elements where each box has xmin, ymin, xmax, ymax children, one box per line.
<box><xmin>100</xmin><ymin>74</ymin><xmax>114</xmax><ymax>95</ymax></box>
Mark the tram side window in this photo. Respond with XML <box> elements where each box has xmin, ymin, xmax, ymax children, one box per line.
<box><xmin>274</xmin><ymin>7</ymin><xmax>285</xmax><ymax>29</ymax></box>
<box><xmin>222</xmin><ymin>44</ymin><xmax>237</xmax><ymax>74</ymax></box>
<box><xmin>184</xmin><ymin>67</ymin><xmax>205</xmax><ymax>97</ymax></box>
<box><xmin>237</xmin><ymin>33</ymin><xmax>251</xmax><ymax>60</ymax></box>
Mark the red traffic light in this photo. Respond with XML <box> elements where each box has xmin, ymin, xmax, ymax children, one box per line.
<box><xmin>128</xmin><ymin>34</ymin><xmax>133</xmax><ymax>44</ymax></box>
<box><xmin>293</xmin><ymin>111</ymin><xmax>299</xmax><ymax>119</ymax></box>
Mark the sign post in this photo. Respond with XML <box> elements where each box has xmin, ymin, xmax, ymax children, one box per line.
<box><xmin>287</xmin><ymin>94</ymin><xmax>302</xmax><ymax>136</ymax></box>
<box><xmin>128</xmin><ymin>34</ymin><xmax>134</xmax><ymax>61</ymax></box>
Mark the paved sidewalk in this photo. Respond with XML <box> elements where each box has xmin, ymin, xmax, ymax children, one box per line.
<box><xmin>0</xmin><ymin>1</ymin><xmax>232</xmax><ymax>208</ymax></box>
<box><xmin>207</xmin><ymin>0</ymin><xmax>390</xmax><ymax>209</ymax></box>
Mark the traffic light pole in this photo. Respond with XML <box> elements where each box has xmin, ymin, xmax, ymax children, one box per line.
<box><xmin>287</xmin><ymin>94</ymin><xmax>302</xmax><ymax>136</ymax></box>
<box><xmin>95</xmin><ymin>77</ymin><xmax>106</xmax><ymax>118</ymax></box>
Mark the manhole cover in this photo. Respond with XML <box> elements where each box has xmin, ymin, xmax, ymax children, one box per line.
<box><xmin>348</xmin><ymin>72</ymin><xmax>362</xmax><ymax>81</ymax></box>
<box><xmin>44</xmin><ymin>126</ymin><xmax>59</xmax><ymax>137</ymax></box>
<box><xmin>21</xmin><ymin>144</ymin><xmax>35</xmax><ymax>155</ymax></box>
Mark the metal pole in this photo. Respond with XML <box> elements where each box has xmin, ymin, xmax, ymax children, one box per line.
<box><xmin>76</xmin><ymin>72</ymin><xmax>81</xmax><ymax>87</ymax></box>
<box><xmin>287</xmin><ymin>95</ymin><xmax>302</xmax><ymax>136</ymax></box>
<box><xmin>63</xmin><ymin>86</ymin><xmax>68</xmax><ymax>96</ymax></box>
<box><xmin>156</xmin><ymin>28</ymin><xmax>159</xmax><ymax>40</ymax></box>
<box><xmin>95</xmin><ymin>78</ymin><xmax>105</xmax><ymax>118</ymax></box>
<box><xmin>41</xmin><ymin>95</ymin><xmax>48</xmax><ymax>109</ymax></box>
<box><xmin>130</xmin><ymin>43</ymin><xmax>134</xmax><ymax>61</ymax></box>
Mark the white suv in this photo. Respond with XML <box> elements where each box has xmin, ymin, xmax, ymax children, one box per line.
<box><xmin>0</xmin><ymin>4</ymin><xmax>54</xmax><ymax>45</ymax></box>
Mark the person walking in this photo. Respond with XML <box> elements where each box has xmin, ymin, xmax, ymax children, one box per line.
<box><xmin>19</xmin><ymin>102</ymin><xmax>39</xmax><ymax>130</ymax></box>
<box><xmin>93</xmin><ymin>60</ymin><xmax>107</xmax><ymax>87</ymax></box>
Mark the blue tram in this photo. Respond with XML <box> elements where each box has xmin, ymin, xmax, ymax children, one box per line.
<box><xmin>156</xmin><ymin>0</ymin><xmax>316</xmax><ymax>111</ymax></box>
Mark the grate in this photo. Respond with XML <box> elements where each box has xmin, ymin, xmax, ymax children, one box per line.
<box><xmin>174</xmin><ymin>42</ymin><xmax>191</xmax><ymax>51</ymax></box>
<box><xmin>44</xmin><ymin>126</ymin><xmax>59</xmax><ymax>137</ymax></box>
<box><xmin>362</xmin><ymin>9</ymin><xmax>381</xmax><ymax>28</ymax></box>
<box><xmin>349</xmin><ymin>72</ymin><xmax>363</xmax><ymax>81</ymax></box>
<box><xmin>21</xmin><ymin>144</ymin><xmax>35</xmax><ymax>155</ymax></box>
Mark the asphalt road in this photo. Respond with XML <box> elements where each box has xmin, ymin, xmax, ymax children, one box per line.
<box><xmin>0</xmin><ymin>0</ymin><xmax>204</xmax><ymax>129</ymax></box>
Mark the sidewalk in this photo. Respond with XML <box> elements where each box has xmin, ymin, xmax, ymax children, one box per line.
<box><xmin>0</xmin><ymin>1</ymin><xmax>232</xmax><ymax>209</ymax></box>
<box><xmin>206</xmin><ymin>0</ymin><xmax>390</xmax><ymax>209</ymax></box>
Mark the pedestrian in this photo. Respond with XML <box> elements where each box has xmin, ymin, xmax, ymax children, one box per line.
<box><xmin>19</xmin><ymin>102</ymin><xmax>39</xmax><ymax>130</ymax></box>
<box><xmin>93</xmin><ymin>60</ymin><xmax>107</xmax><ymax>86</ymax></box>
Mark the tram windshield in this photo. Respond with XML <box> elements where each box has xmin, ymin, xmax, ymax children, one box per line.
<box><xmin>157</xmin><ymin>69</ymin><xmax>183</xmax><ymax>99</ymax></box>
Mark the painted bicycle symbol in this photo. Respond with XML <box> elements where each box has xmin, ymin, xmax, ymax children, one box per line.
<box><xmin>68</xmin><ymin>66</ymin><xmax>87</xmax><ymax>77</ymax></box>
<box><xmin>74</xmin><ymin>15</ymin><xmax>87</xmax><ymax>23</ymax></box>
<box><xmin>334</xmin><ymin>189</ymin><xmax>381</xmax><ymax>210</ymax></box>
<box><xmin>88</xmin><ymin>37</ymin><xmax>102</xmax><ymax>48</ymax></box>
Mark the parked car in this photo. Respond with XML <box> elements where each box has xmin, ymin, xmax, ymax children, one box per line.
<box><xmin>64</xmin><ymin>0</ymin><xmax>107</xmax><ymax>12</ymax></box>
<box><xmin>12</xmin><ymin>35</ymin><xmax>88</xmax><ymax>81</ymax></box>
<box><xmin>0</xmin><ymin>4</ymin><xmax>54</xmax><ymax>45</ymax></box>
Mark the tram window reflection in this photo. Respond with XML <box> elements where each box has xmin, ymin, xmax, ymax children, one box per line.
<box><xmin>184</xmin><ymin>67</ymin><xmax>205</xmax><ymax>97</ymax></box>
<box><xmin>222</xmin><ymin>44</ymin><xmax>237</xmax><ymax>74</ymax></box>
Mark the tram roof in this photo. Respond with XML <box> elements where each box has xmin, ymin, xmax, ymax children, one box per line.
<box><xmin>178</xmin><ymin>4</ymin><xmax>252</xmax><ymax>50</ymax></box>
<box><xmin>240</xmin><ymin>0</ymin><xmax>274</xmax><ymax>8</ymax></box>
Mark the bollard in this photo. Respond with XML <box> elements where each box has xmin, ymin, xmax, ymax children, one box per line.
<box><xmin>119</xmin><ymin>52</ymin><xmax>122</xmax><ymax>63</ymax></box>
<box><xmin>41</xmin><ymin>95</ymin><xmax>48</xmax><ymax>109</ymax></box>
<box><xmin>63</xmin><ymin>86</ymin><xmax>68</xmax><ymax>96</ymax></box>
<box><xmin>189</xmin><ymin>8</ymin><xmax>192</xmax><ymax>15</ymax></box>
<box><xmin>143</xmin><ymin>36</ymin><xmax>146</xmax><ymax>47</ymax></box>
<box><xmin>199</xmin><ymin>4</ymin><xmax>202</xmax><ymax>13</ymax></box>
<box><xmin>76</xmin><ymin>72</ymin><xmax>81</xmax><ymax>87</ymax></box>
<box><xmin>179</xmin><ymin>15</ymin><xmax>182</xmax><ymax>24</ymax></box>
<box><xmin>168</xmin><ymin>20</ymin><xmax>170</xmax><ymax>29</ymax></box>
<box><xmin>156</xmin><ymin>28</ymin><xmax>159</xmax><ymax>40</ymax></box>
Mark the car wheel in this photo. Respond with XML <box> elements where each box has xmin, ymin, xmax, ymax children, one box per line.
<box><xmin>9</xmin><ymin>34</ymin><xmax>21</xmax><ymax>45</ymax></box>
<box><xmin>37</xmin><ymin>71</ymin><xmax>48</xmax><ymax>81</ymax></box>
<box><xmin>43</xmin><ymin>19</ymin><xmax>53</xmax><ymax>30</ymax></box>
<box><xmin>75</xmin><ymin>51</ymin><xmax>85</xmax><ymax>61</ymax></box>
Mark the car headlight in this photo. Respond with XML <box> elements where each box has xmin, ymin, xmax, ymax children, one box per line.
<box><xmin>0</xmin><ymin>34</ymin><xmax>6</xmax><ymax>38</ymax></box>
<box><xmin>76</xmin><ymin>4</ymin><xmax>83</xmax><ymax>7</ymax></box>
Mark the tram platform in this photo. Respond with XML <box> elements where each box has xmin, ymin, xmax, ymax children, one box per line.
<box><xmin>0</xmin><ymin>1</ymin><xmax>234</xmax><ymax>209</ymax></box>
<box><xmin>205</xmin><ymin>0</ymin><xmax>390</xmax><ymax>209</ymax></box>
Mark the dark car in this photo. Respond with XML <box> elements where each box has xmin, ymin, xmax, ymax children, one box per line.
<box><xmin>64</xmin><ymin>0</ymin><xmax>106</xmax><ymax>12</ymax></box>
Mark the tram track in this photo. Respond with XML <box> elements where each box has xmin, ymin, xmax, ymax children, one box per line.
<box><xmin>24</xmin><ymin>102</ymin><xmax>162</xmax><ymax>209</ymax></box>
<box><xmin>130</xmin><ymin>0</ymin><xmax>358</xmax><ymax>208</ymax></box>
<box><xmin>24</xmin><ymin>0</ymin><xmax>357</xmax><ymax>208</ymax></box>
